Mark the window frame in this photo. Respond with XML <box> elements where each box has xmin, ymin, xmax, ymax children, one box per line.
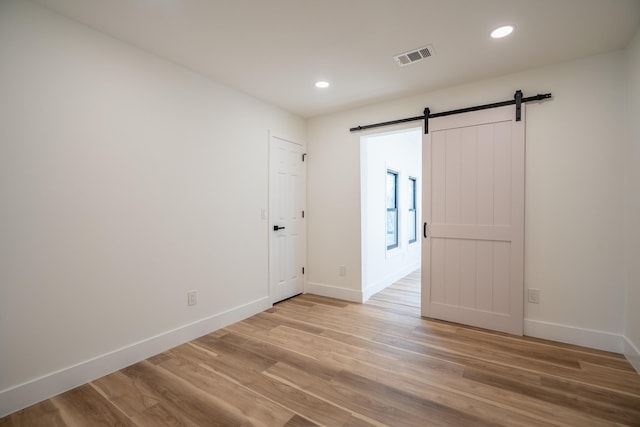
<box><xmin>386</xmin><ymin>169</ymin><xmax>399</xmax><ymax>250</ymax></box>
<box><xmin>408</xmin><ymin>176</ymin><xmax>417</xmax><ymax>244</ymax></box>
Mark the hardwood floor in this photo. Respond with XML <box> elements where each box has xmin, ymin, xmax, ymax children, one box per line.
<box><xmin>368</xmin><ymin>269</ymin><xmax>421</xmax><ymax>310</ymax></box>
<box><xmin>3</xmin><ymin>271</ymin><xmax>640</xmax><ymax>426</ymax></box>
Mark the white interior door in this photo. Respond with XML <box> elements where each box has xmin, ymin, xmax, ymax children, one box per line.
<box><xmin>269</xmin><ymin>135</ymin><xmax>305</xmax><ymax>304</ymax></box>
<box><xmin>421</xmin><ymin>105</ymin><xmax>525</xmax><ymax>335</ymax></box>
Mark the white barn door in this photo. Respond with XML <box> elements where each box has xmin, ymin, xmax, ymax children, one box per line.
<box><xmin>421</xmin><ymin>105</ymin><xmax>525</xmax><ymax>335</ymax></box>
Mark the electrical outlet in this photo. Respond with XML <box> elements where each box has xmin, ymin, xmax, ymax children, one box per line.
<box><xmin>188</xmin><ymin>290</ymin><xmax>197</xmax><ymax>306</ymax></box>
<box><xmin>338</xmin><ymin>265</ymin><xmax>346</xmax><ymax>277</ymax></box>
<box><xmin>527</xmin><ymin>288</ymin><xmax>540</xmax><ymax>304</ymax></box>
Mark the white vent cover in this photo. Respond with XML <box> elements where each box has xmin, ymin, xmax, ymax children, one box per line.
<box><xmin>393</xmin><ymin>45</ymin><xmax>435</xmax><ymax>67</ymax></box>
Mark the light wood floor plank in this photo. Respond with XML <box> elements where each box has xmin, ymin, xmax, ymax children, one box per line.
<box><xmin>224</xmin><ymin>322</ymin><xmax>617</xmax><ymax>426</ymax></box>
<box><xmin>52</xmin><ymin>384</ymin><xmax>135</xmax><ymax>427</ymax></box>
<box><xmin>2</xmin><ymin>269</ymin><xmax>640</xmax><ymax>426</ymax></box>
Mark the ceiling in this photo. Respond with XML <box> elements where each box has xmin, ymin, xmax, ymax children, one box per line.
<box><xmin>32</xmin><ymin>0</ymin><xmax>640</xmax><ymax>118</ymax></box>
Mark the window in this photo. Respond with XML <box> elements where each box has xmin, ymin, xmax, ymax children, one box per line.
<box><xmin>408</xmin><ymin>177</ymin><xmax>417</xmax><ymax>243</ymax></box>
<box><xmin>386</xmin><ymin>170</ymin><xmax>398</xmax><ymax>250</ymax></box>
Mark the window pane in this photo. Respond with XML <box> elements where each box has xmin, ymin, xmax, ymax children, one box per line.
<box><xmin>408</xmin><ymin>209</ymin><xmax>417</xmax><ymax>243</ymax></box>
<box><xmin>387</xmin><ymin>209</ymin><xmax>398</xmax><ymax>248</ymax></box>
<box><xmin>386</xmin><ymin>171</ymin><xmax>397</xmax><ymax>208</ymax></box>
<box><xmin>409</xmin><ymin>177</ymin><xmax>416</xmax><ymax>209</ymax></box>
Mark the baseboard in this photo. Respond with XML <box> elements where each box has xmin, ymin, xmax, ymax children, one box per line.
<box><xmin>524</xmin><ymin>319</ymin><xmax>624</xmax><ymax>353</ymax></box>
<box><xmin>0</xmin><ymin>297</ymin><xmax>271</xmax><ymax>418</ymax></box>
<box><xmin>305</xmin><ymin>282</ymin><xmax>363</xmax><ymax>303</ymax></box>
<box><xmin>362</xmin><ymin>263</ymin><xmax>420</xmax><ymax>302</ymax></box>
<box><xmin>624</xmin><ymin>336</ymin><xmax>640</xmax><ymax>374</ymax></box>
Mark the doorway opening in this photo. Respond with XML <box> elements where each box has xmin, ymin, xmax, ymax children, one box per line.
<box><xmin>360</xmin><ymin>127</ymin><xmax>422</xmax><ymax>307</ymax></box>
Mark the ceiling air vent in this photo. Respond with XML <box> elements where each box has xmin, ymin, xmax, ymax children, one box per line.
<box><xmin>393</xmin><ymin>45</ymin><xmax>435</xmax><ymax>67</ymax></box>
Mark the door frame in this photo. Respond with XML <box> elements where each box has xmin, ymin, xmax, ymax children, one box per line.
<box><xmin>359</xmin><ymin>125</ymin><xmax>423</xmax><ymax>302</ymax></box>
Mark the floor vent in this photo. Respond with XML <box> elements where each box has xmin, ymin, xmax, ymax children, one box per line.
<box><xmin>393</xmin><ymin>45</ymin><xmax>435</xmax><ymax>67</ymax></box>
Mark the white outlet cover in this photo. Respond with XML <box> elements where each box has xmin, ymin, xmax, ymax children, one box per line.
<box><xmin>188</xmin><ymin>290</ymin><xmax>197</xmax><ymax>306</ymax></box>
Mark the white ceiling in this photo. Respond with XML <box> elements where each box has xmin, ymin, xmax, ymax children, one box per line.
<box><xmin>32</xmin><ymin>0</ymin><xmax>640</xmax><ymax>118</ymax></box>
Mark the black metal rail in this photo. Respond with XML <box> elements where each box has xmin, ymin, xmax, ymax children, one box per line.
<box><xmin>349</xmin><ymin>91</ymin><xmax>552</xmax><ymax>134</ymax></box>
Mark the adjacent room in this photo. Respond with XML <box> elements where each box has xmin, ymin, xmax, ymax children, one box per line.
<box><xmin>360</xmin><ymin>127</ymin><xmax>422</xmax><ymax>304</ymax></box>
<box><xmin>1</xmin><ymin>0</ymin><xmax>640</xmax><ymax>425</ymax></box>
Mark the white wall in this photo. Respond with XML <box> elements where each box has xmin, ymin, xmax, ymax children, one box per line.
<box><xmin>361</xmin><ymin>129</ymin><xmax>421</xmax><ymax>301</ymax></box>
<box><xmin>0</xmin><ymin>0</ymin><xmax>305</xmax><ymax>416</ymax></box>
<box><xmin>308</xmin><ymin>50</ymin><xmax>628</xmax><ymax>351</ymax></box>
<box><xmin>624</xmin><ymin>28</ymin><xmax>640</xmax><ymax>372</ymax></box>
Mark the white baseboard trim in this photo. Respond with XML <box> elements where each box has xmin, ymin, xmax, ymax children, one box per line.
<box><xmin>524</xmin><ymin>319</ymin><xmax>624</xmax><ymax>353</ymax></box>
<box><xmin>624</xmin><ymin>336</ymin><xmax>640</xmax><ymax>374</ymax></box>
<box><xmin>362</xmin><ymin>263</ymin><xmax>420</xmax><ymax>303</ymax></box>
<box><xmin>305</xmin><ymin>282</ymin><xmax>363</xmax><ymax>303</ymax></box>
<box><xmin>0</xmin><ymin>297</ymin><xmax>271</xmax><ymax>418</ymax></box>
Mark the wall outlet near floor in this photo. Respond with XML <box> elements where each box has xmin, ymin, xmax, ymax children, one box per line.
<box><xmin>527</xmin><ymin>288</ymin><xmax>540</xmax><ymax>304</ymax></box>
<box><xmin>338</xmin><ymin>265</ymin><xmax>346</xmax><ymax>277</ymax></box>
<box><xmin>187</xmin><ymin>290</ymin><xmax>197</xmax><ymax>306</ymax></box>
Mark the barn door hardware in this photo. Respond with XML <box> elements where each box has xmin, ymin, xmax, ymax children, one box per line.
<box><xmin>350</xmin><ymin>91</ymin><xmax>551</xmax><ymax>134</ymax></box>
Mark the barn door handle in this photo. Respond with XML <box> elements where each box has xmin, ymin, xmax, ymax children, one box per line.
<box><xmin>423</xmin><ymin>222</ymin><xmax>428</xmax><ymax>238</ymax></box>
<box><xmin>273</xmin><ymin>225</ymin><xmax>286</xmax><ymax>231</ymax></box>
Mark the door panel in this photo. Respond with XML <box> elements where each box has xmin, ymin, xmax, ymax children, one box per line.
<box><xmin>269</xmin><ymin>136</ymin><xmax>304</xmax><ymax>304</ymax></box>
<box><xmin>422</xmin><ymin>105</ymin><xmax>524</xmax><ymax>335</ymax></box>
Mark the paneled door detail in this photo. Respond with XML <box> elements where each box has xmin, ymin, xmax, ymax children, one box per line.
<box><xmin>421</xmin><ymin>105</ymin><xmax>525</xmax><ymax>335</ymax></box>
<box><xmin>269</xmin><ymin>135</ymin><xmax>305</xmax><ymax>304</ymax></box>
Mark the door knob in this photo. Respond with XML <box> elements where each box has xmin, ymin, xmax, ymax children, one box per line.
<box><xmin>273</xmin><ymin>225</ymin><xmax>286</xmax><ymax>231</ymax></box>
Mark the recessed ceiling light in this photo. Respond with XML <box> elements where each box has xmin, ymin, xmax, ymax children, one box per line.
<box><xmin>315</xmin><ymin>81</ymin><xmax>330</xmax><ymax>88</ymax></box>
<box><xmin>491</xmin><ymin>25</ymin><xmax>514</xmax><ymax>39</ymax></box>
